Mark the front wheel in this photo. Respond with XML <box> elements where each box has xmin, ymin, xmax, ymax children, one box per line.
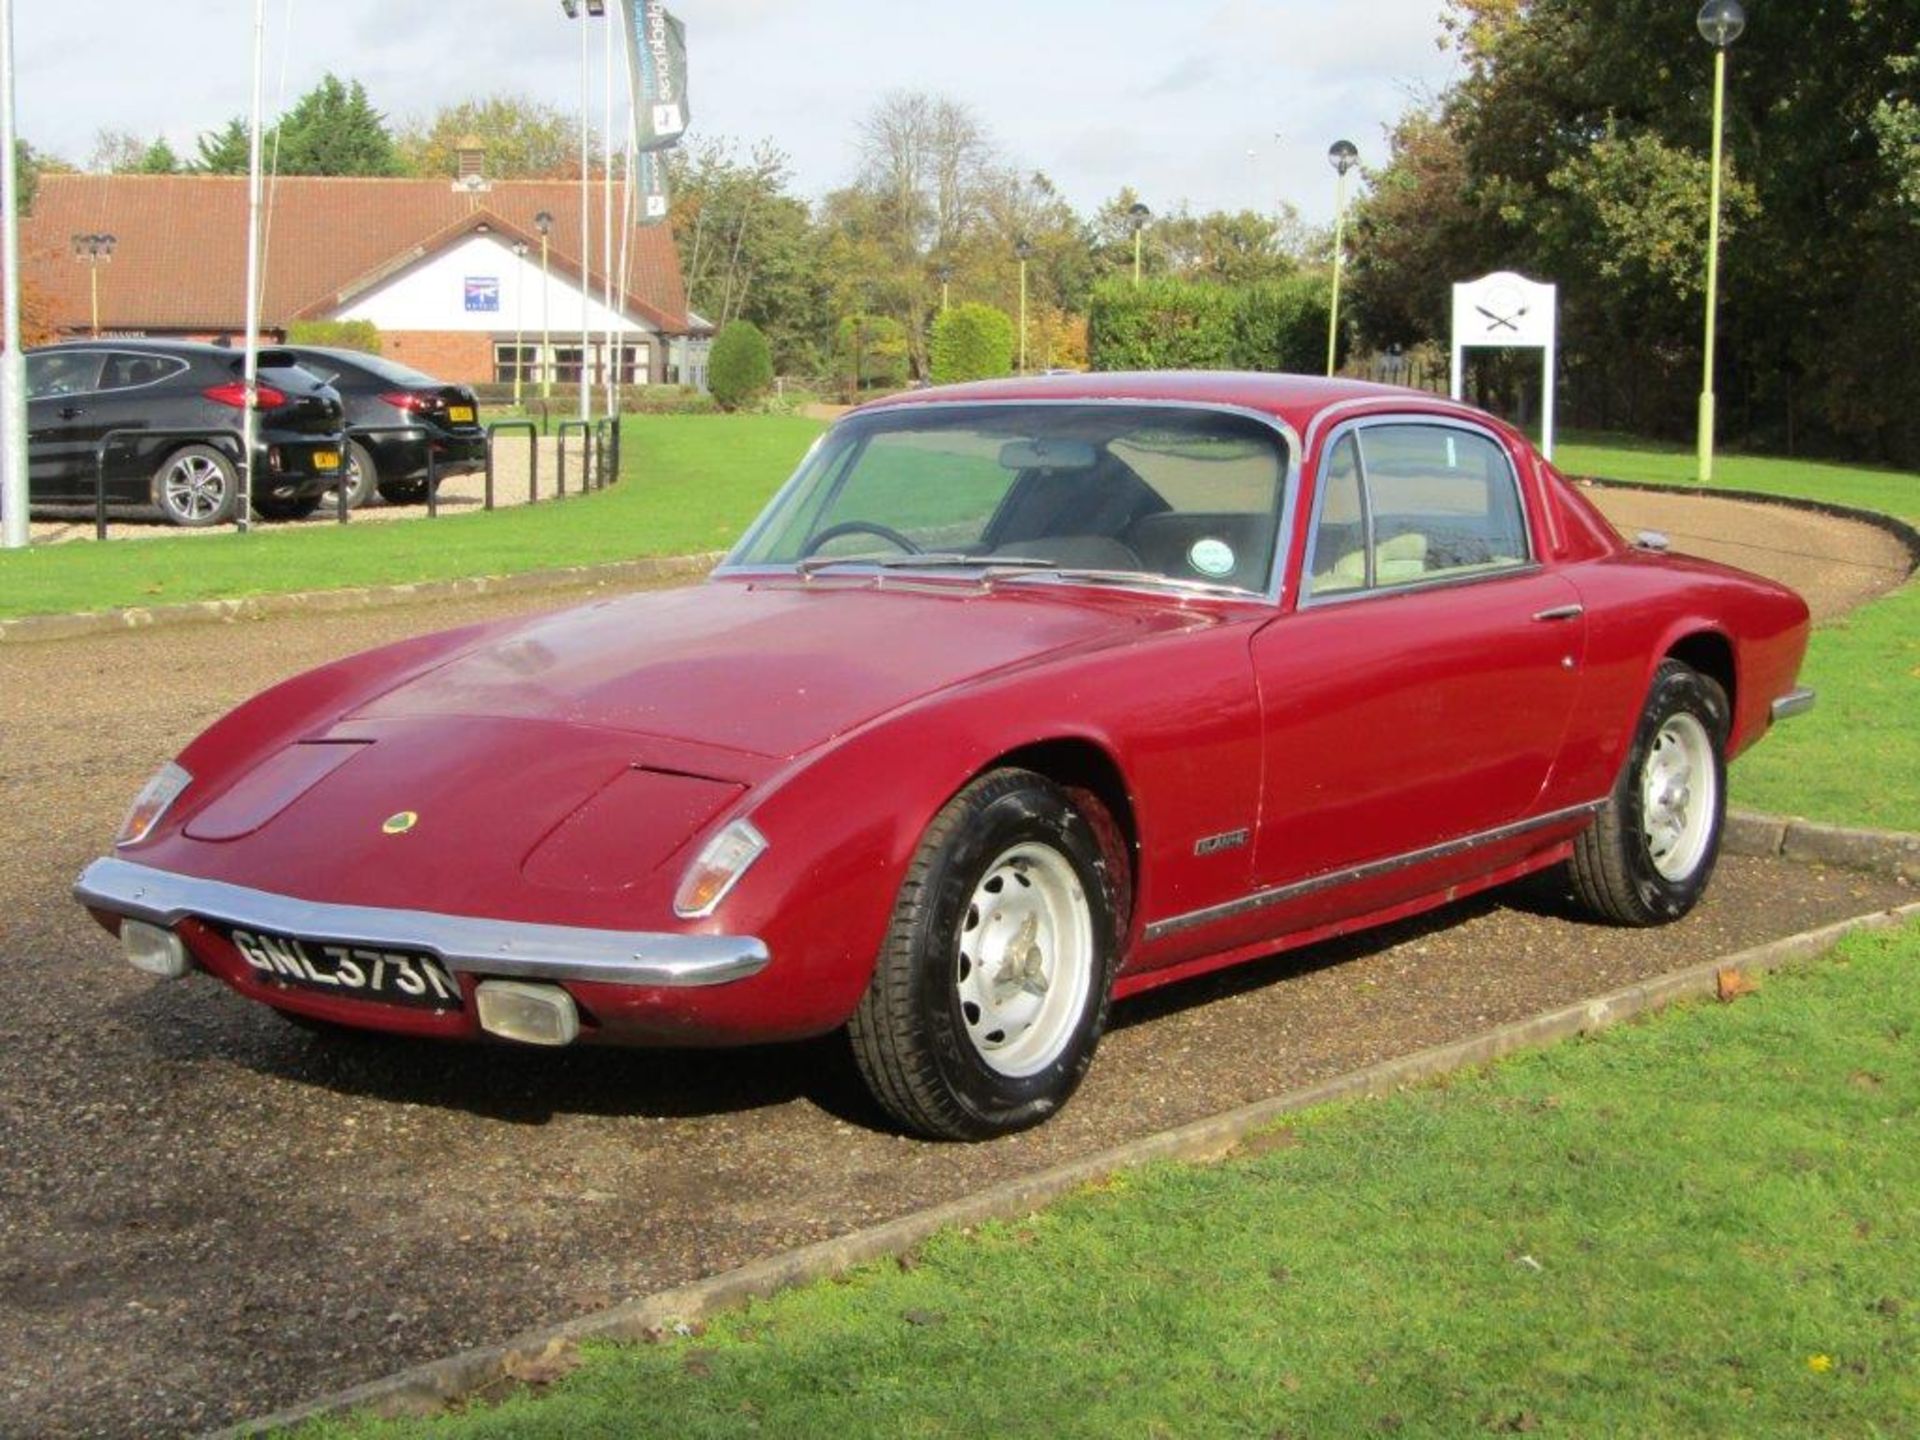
<box><xmin>1569</xmin><ymin>660</ymin><xmax>1729</xmax><ymax>926</ymax></box>
<box><xmin>151</xmin><ymin>444</ymin><xmax>238</xmax><ymax>528</ymax></box>
<box><xmin>849</xmin><ymin>769</ymin><xmax>1120</xmax><ymax>1140</ymax></box>
<box><xmin>337</xmin><ymin>440</ymin><xmax>379</xmax><ymax>509</ymax></box>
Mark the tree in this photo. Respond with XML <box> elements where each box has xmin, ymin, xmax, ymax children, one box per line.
<box><xmin>287</xmin><ymin>319</ymin><xmax>381</xmax><ymax>354</ymax></box>
<box><xmin>136</xmin><ymin>138</ymin><xmax>180</xmax><ymax>175</ymax></box>
<box><xmin>708</xmin><ymin>320</ymin><xmax>774</xmax><ymax>410</ymax></box>
<box><xmin>276</xmin><ymin>75</ymin><xmax>401</xmax><ymax>176</ymax></box>
<box><xmin>835</xmin><ymin>312</ymin><xmax>910</xmax><ymax>393</ymax></box>
<box><xmin>396</xmin><ymin>95</ymin><xmax>581</xmax><ymax>178</ymax></box>
<box><xmin>929</xmin><ymin>302</ymin><xmax>1015</xmax><ymax>384</ymax></box>
<box><xmin>15</xmin><ymin>140</ymin><xmax>69</xmax><ymax>215</ymax></box>
<box><xmin>193</xmin><ymin>119</ymin><xmax>251</xmax><ymax>174</ymax></box>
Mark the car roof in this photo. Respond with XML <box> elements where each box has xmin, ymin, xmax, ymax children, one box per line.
<box><xmin>854</xmin><ymin>370</ymin><xmax>1508</xmax><ymax>446</ymax></box>
<box><xmin>31</xmin><ymin>338</ymin><xmax>243</xmax><ymax>361</ymax></box>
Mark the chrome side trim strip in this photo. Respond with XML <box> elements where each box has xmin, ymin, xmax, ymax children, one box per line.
<box><xmin>1143</xmin><ymin>800</ymin><xmax>1608</xmax><ymax>942</ymax></box>
<box><xmin>1770</xmin><ymin>687</ymin><xmax>1816</xmax><ymax>722</ymax></box>
<box><xmin>73</xmin><ymin>857</ymin><xmax>770</xmax><ymax>988</ymax></box>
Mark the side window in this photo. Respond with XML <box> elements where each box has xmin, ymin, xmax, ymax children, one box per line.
<box><xmin>26</xmin><ymin>351</ymin><xmax>104</xmax><ymax>400</ymax></box>
<box><xmin>1308</xmin><ymin>433</ymin><xmax>1368</xmax><ymax>593</ymax></box>
<box><xmin>98</xmin><ymin>353</ymin><xmax>184</xmax><ymax>391</ymax></box>
<box><xmin>1307</xmin><ymin>423</ymin><xmax>1530</xmax><ymax>599</ymax></box>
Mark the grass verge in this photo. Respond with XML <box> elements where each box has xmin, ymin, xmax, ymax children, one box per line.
<box><xmin>0</xmin><ymin>415</ymin><xmax>824</xmax><ymax>620</ymax></box>
<box><xmin>305</xmin><ymin>919</ymin><xmax>1920</xmax><ymax>1439</ymax></box>
<box><xmin>1563</xmin><ymin>435</ymin><xmax>1918</xmax><ymax>832</ymax></box>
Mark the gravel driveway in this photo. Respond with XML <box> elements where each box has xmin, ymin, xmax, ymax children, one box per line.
<box><xmin>1</xmin><ymin>518</ymin><xmax>1912</xmax><ymax>1436</ymax></box>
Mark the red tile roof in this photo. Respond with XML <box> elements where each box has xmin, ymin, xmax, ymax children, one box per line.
<box><xmin>16</xmin><ymin>173</ymin><xmax>692</xmax><ymax>335</ymax></box>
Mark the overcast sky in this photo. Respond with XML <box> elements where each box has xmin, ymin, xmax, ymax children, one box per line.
<box><xmin>17</xmin><ymin>1</ymin><xmax>1459</xmax><ymax>222</ymax></box>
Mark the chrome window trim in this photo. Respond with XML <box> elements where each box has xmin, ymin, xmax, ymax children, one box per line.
<box><xmin>1298</xmin><ymin>413</ymin><xmax>1539</xmax><ymax>611</ymax></box>
<box><xmin>74</xmin><ymin>856</ymin><xmax>770</xmax><ymax>989</ymax></box>
<box><xmin>1143</xmin><ymin>799</ymin><xmax>1607</xmax><ymax>942</ymax></box>
<box><xmin>715</xmin><ymin>399</ymin><xmax>1305</xmax><ymax>608</ymax></box>
<box><xmin>97</xmin><ymin>351</ymin><xmax>191</xmax><ymax>395</ymax></box>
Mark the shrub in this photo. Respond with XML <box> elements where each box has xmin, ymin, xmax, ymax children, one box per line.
<box><xmin>286</xmin><ymin>318</ymin><xmax>381</xmax><ymax>354</ymax></box>
<box><xmin>1087</xmin><ymin>275</ymin><xmax>1334</xmax><ymax>374</ymax></box>
<box><xmin>930</xmin><ymin>302</ymin><xmax>1016</xmax><ymax>384</ymax></box>
<box><xmin>708</xmin><ymin>321</ymin><xmax>774</xmax><ymax>410</ymax></box>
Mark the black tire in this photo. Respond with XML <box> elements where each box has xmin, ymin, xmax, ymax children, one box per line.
<box><xmin>849</xmin><ymin>768</ymin><xmax>1121</xmax><ymax>1140</ymax></box>
<box><xmin>253</xmin><ymin>492</ymin><xmax>323</xmax><ymax>522</ymax></box>
<box><xmin>338</xmin><ymin>440</ymin><xmax>379</xmax><ymax>509</ymax></box>
<box><xmin>1570</xmin><ymin>660</ymin><xmax>1730</xmax><ymax>926</ymax></box>
<box><xmin>151</xmin><ymin>443</ymin><xmax>239</xmax><ymax>528</ymax></box>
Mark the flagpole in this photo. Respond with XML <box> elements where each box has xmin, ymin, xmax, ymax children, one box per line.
<box><xmin>0</xmin><ymin>0</ymin><xmax>29</xmax><ymax>549</ymax></box>
<box><xmin>239</xmin><ymin>0</ymin><xmax>267</xmax><ymax>534</ymax></box>
<box><xmin>602</xmin><ymin>7</ymin><xmax>617</xmax><ymax>416</ymax></box>
<box><xmin>577</xmin><ymin>7</ymin><xmax>591</xmax><ymax>427</ymax></box>
<box><xmin>616</xmin><ymin>0</ymin><xmax>638</xmax><ymax>388</ymax></box>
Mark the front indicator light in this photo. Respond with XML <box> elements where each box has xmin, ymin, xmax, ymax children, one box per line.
<box><xmin>674</xmin><ymin>819</ymin><xmax>768</xmax><ymax>918</ymax></box>
<box><xmin>117</xmin><ymin>761</ymin><xmax>192</xmax><ymax>848</ymax></box>
<box><xmin>476</xmin><ymin>980</ymin><xmax>580</xmax><ymax>1046</ymax></box>
<box><xmin>122</xmin><ymin>920</ymin><xmax>191</xmax><ymax>979</ymax></box>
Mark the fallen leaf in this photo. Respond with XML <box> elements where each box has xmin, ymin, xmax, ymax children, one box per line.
<box><xmin>1807</xmin><ymin>1353</ymin><xmax>1833</xmax><ymax>1373</ymax></box>
<box><xmin>502</xmin><ymin>1339</ymin><xmax>581</xmax><ymax>1387</ymax></box>
<box><xmin>1716</xmin><ymin>967</ymin><xmax>1759</xmax><ymax>1002</ymax></box>
<box><xmin>1848</xmin><ymin>1071</ymin><xmax>1884</xmax><ymax>1090</ymax></box>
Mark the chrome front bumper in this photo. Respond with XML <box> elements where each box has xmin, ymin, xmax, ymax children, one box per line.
<box><xmin>73</xmin><ymin>856</ymin><xmax>770</xmax><ymax>988</ymax></box>
<box><xmin>1771</xmin><ymin>687</ymin><xmax>1817</xmax><ymax>723</ymax></box>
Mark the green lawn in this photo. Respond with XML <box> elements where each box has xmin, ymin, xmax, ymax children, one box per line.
<box><xmin>1558</xmin><ymin>431</ymin><xmax>1920</xmax><ymax>524</ymax></box>
<box><xmin>306</xmin><ymin>918</ymin><xmax>1920</xmax><ymax>1440</ymax></box>
<box><xmin>0</xmin><ymin>415</ymin><xmax>823</xmax><ymax>620</ymax></box>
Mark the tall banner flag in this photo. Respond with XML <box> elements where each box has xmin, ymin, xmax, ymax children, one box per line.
<box><xmin>629</xmin><ymin>2</ymin><xmax>690</xmax><ymax>152</ymax></box>
<box><xmin>622</xmin><ymin>2</ymin><xmax>689</xmax><ymax>224</ymax></box>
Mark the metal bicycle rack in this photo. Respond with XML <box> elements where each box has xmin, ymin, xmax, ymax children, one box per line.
<box><xmin>485</xmin><ymin>421</ymin><xmax>540</xmax><ymax>510</ymax></box>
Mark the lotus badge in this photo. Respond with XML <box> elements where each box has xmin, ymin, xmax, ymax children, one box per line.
<box><xmin>381</xmin><ymin>811</ymin><xmax>420</xmax><ymax>836</ymax></box>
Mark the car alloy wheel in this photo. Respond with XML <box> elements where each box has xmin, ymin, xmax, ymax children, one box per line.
<box><xmin>153</xmin><ymin>444</ymin><xmax>238</xmax><ymax>528</ymax></box>
<box><xmin>1640</xmin><ymin>712</ymin><xmax>1716</xmax><ymax>882</ymax></box>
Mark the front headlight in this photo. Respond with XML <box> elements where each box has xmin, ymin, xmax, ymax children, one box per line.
<box><xmin>674</xmin><ymin>819</ymin><xmax>768</xmax><ymax>918</ymax></box>
<box><xmin>116</xmin><ymin>761</ymin><xmax>192</xmax><ymax>848</ymax></box>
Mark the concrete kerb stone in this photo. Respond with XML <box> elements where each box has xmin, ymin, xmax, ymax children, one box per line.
<box><xmin>1725</xmin><ymin>808</ymin><xmax>1918</xmax><ymax>882</ymax></box>
<box><xmin>214</xmin><ymin>898</ymin><xmax>1920</xmax><ymax>1438</ymax></box>
<box><xmin>0</xmin><ymin>553</ymin><xmax>726</xmax><ymax>645</ymax></box>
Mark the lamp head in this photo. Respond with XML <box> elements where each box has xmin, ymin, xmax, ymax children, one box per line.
<box><xmin>560</xmin><ymin>0</ymin><xmax>580</xmax><ymax>16</ymax></box>
<box><xmin>1015</xmin><ymin>239</ymin><xmax>1034</xmax><ymax>261</ymax></box>
<box><xmin>1697</xmin><ymin>0</ymin><xmax>1745</xmax><ymax>48</ymax></box>
<box><xmin>1128</xmin><ymin>201</ymin><xmax>1152</xmax><ymax>230</ymax></box>
<box><xmin>1328</xmin><ymin>140</ymin><xmax>1360</xmax><ymax>176</ymax></box>
<box><xmin>534</xmin><ymin>210</ymin><xmax>553</xmax><ymax>236</ymax></box>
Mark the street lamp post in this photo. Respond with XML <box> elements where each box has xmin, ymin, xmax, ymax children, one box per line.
<box><xmin>511</xmin><ymin>239</ymin><xmax>530</xmax><ymax>408</ymax></box>
<box><xmin>1128</xmin><ymin>202</ymin><xmax>1151</xmax><ymax>286</ymax></box>
<box><xmin>936</xmin><ymin>263</ymin><xmax>953</xmax><ymax>313</ymax></box>
<box><xmin>562</xmin><ymin>0</ymin><xmax>605</xmax><ymax>425</ymax></box>
<box><xmin>1016</xmin><ymin>238</ymin><xmax>1033</xmax><ymax>373</ymax></box>
<box><xmin>71</xmin><ymin>233</ymin><xmax>116</xmax><ymax>336</ymax></box>
<box><xmin>1696</xmin><ymin>0</ymin><xmax>1745</xmax><ymax>483</ymax></box>
<box><xmin>535</xmin><ymin>210</ymin><xmax>554</xmax><ymax>400</ymax></box>
<box><xmin>1325</xmin><ymin>140</ymin><xmax>1359</xmax><ymax>377</ymax></box>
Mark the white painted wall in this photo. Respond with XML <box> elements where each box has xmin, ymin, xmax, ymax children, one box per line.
<box><xmin>335</xmin><ymin>232</ymin><xmax>652</xmax><ymax>337</ymax></box>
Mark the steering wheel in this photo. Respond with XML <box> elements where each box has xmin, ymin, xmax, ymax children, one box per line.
<box><xmin>800</xmin><ymin>520</ymin><xmax>924</xmax><ymax>557</ymax></box>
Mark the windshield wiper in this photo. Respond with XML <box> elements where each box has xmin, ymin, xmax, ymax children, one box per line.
<box><xmin>795</xmin><ymin>553</ymin><xmax>1062</xmax><ymax>578</ymax></box>
<box><xmin>998</xmin><ymin>567</ymin><xmax>1258</xmax><ymax>599</ymax></box>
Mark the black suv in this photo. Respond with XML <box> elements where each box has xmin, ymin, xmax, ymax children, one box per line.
<box><xmin>280</xmin><ymin>347</ymin><xmax>486</xmax><ymax>508</ymax></box>
<box><xmin>25</xmin><ymin>340</ymin><xmax>347</xmax><ymax>526</ymax></box>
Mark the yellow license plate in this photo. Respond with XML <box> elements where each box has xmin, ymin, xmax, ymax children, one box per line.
<box><xmin>448</xmin><ymin>406</ymin><xmax>475</xmax><ymax>424</ymax></box>
<box><xmin>313</xmin><ymin>450</ymin><xmax>341</xmax><ymax>471</ymax></box>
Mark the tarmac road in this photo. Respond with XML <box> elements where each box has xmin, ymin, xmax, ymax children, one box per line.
<box><xmin>1</xmin><ymin>503</ymin><xmax>1912</xmax><ymax>1437</ymax></box>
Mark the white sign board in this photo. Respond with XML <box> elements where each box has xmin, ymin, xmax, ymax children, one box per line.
<box><xmin>1451</xmin><ymin>271</ymin><xmax>1558</xmax><ymax>459</ymax></box>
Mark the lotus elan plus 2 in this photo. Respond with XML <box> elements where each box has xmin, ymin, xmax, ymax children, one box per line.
<box><xmin>77</xmin><ymin>373</ymin><xmax>1814</xmax><ymax>1139</ymax></box>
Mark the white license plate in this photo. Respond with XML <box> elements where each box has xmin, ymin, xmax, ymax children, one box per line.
<box><xmin>227</xmin><ymin>926</ymin><xmax>462</xmax><ymax>1010</ymax></box>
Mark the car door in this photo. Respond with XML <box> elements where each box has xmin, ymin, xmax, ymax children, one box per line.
<box><xmin>1248</xmin><ymin>416</ymin><xmax>1587</xmax><ymax>897</ymax></box>
<box><xmin>25</xmin><ymin>349</ymin><xmax>106</xmax><ymax>501</ymax></box>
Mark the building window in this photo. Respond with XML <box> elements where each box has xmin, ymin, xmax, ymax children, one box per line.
<box><xmin>492</xmin><ymin>343</ymin><xmax>539</xmax><ymax>385</ymax></box>
<box><xmin>493</xmin><ymin>341</ymin><xmax>650</xmax><ymax>388</ymax></box>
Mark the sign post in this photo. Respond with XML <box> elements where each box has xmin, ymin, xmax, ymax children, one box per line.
<box><xmin>1450</xmin><ymin>270</ymin><xmax>1558</xmax><ymax>460</ymax></box>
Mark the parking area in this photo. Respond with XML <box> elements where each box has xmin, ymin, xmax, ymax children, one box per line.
<box><xmin>1</xmin><ymin>495</ymin><xmax>1912</xmax><ymax>1437</ymax></box>
<box><xmin>25</xmin><ymin>433</ymin><xmax>597</xmax><ymax>544</ymax></box>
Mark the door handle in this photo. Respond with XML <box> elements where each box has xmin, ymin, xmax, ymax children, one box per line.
<box><xmin>59</xmin><ymin>406</ymin><xmax>86</xmax><ymax>420</ymax></box>
<box><xmin>1531</xmin><ymin>604</ymin><xmax>1584</xmax><ymax>623</ymax></box>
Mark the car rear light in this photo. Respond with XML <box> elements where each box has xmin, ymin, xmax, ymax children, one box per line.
<box><xmin>380</xmin><ymin>391</ymin><xmax>438</xmax><ymax>412</ymax></box>
<box><xmin>117</xmin><ymin>761</ymin><xmax>192</xmax><ymax>847</ymax></box>
<box><xmin>204</xmin><ymin>380</ymin><xmax>288</xmax><ymax>410</ymax></box>
<box><xmin>674</xmin><ymin>819</ymin><xmax>769</xmax><ymax>918</ymax></box>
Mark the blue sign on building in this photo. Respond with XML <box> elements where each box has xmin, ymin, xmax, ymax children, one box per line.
<box><xmin>464</xmin><ymin>276</ymin><xmax>501</xmax><ymax>313</ymax></box>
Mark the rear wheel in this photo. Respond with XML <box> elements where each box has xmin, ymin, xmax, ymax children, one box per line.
<box><xmin>336</xmin><ymin>440</ymin><xmax>379</xmax><ymax>509</ymax></box>
<box><xmin>253</xmin><ymin>492</ymin><xmax>322</xmax><ymax>522</ymax></box>
<box><xmin>151</xmin><ymin>444</ymin><xmax>238</xmax><ymax>528</ymax></box>
<box><xmin>1570</xmin><ymin>660</ymin><xmax>1729</xmax><ymax>925</ymax></box>
<box><xmin>849</xmin><ymin>769</ymin><xmax>1120</xmax><ymax>1140</ymax></box>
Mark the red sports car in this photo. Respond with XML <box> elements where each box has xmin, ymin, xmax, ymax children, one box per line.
<box><xmin>77</xmin><ymin>373</ymin><xmax>1813</xmax><ymax>1139</ymax></box>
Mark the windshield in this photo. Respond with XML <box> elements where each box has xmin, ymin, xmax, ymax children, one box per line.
<box><xmin>726</xmin><ymin>403</ymin><xmax>1290</xmax><ymax>594</ymax></box>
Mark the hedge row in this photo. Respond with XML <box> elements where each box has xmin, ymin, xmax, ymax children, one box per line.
<box><xmin>1086</xmin><ymin>275</ymin><xmax>1337</xmax><ymax>374</ymax></box>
